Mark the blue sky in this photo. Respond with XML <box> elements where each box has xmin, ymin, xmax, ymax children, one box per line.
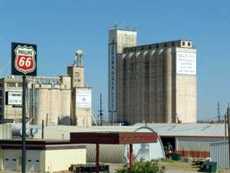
<box><xmin>0</xmin><ymin>0</ymin><xmax>230</xmax><ymax>120</ymax></box>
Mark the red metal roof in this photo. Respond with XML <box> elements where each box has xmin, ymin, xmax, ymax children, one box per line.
<box><xmin>70</xmin><ymin>132</ymin><xmax>158</xmax><ymax>144</ymax></box>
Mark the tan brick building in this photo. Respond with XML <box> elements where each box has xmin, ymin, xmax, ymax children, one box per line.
<box><xmin>117</xmin><ymin>40</ymin><xmax>197</xmax><ymax>124</ymax></box>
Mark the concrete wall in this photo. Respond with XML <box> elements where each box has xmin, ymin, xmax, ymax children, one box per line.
<box><xmin>44</xmin><ymin>148</ymin><xmax>86</xmax><ymax>172</ymax></box>
<box><xmin>34</xmin><ymin>87</ymin><xmax>71</xmax><ymax>125</ymax></box>
<box><xmin>0</xmin><ymin>148</ymin><xmax>86</xmax><ymax>173</ymax></box>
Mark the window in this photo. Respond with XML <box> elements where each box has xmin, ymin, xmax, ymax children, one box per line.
<box><xmin>12</xmin><ymin>158</ymin><xmax>16</xmax><ymax>162</ymax></box>
<box><xmin>36</xmin><ymin>160</ymin><xmax>40</xmax><ymax>162</ymax></box>
<box><xmin>28</xmin><ymin>160</ymin><xmax>31</xmax><ymax>162</ymax></box>
<box><xmin>182</xmin><ymin>41</ymin><xmax>185</xmax><ymax>46</ymax></box>
<box><xmin>7</xmin><ymin>83</ymin><xmax>16</xmax><ymax>87</ymax></box>
<box><xmin>5</xmin><ymin>158</ymin><xmax>9</xmax><ymax>161</ymax></box>
<box><xmin>188</xmin><ymin>42</ymin><xmax>191</xmax><ymax>46</ymax></box>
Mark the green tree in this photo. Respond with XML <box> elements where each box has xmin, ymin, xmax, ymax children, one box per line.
<box><xmin>116</xmin><ymin>160</ymin><xmax>165</xmax><ymax>173</ymax></box>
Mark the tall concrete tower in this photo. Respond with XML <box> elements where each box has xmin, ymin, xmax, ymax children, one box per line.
<box><xmin>67</xmin><ymin>49</ymin><xmax>85</xmax><ymax>88</ymax></box>
<box><xmin>67</xmin><ymin>50</ymin><xmax>92</xmax><ymax>127</ymax></box>
<box><xmin>108</xmin><ymin>26</ymin><xmax>137</xmax><ymax>123</ymax></box>
<box><xmin>117</xmin><ymin>40</ymin><xmax>197</xmax><ymax>124</ymax></box>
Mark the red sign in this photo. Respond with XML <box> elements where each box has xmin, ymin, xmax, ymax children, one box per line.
<box><xmin>14</xmin><ymin>45</ymin><xmax>36</xmax><ymax>74</ymax></box>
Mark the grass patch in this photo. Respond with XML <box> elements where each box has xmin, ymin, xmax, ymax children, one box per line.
<box><xmin>159</xmin><ymin>160</ymin><xmax>198</xmax><ymax>172</ymax></box>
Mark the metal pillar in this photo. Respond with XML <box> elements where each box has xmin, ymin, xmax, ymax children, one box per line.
<box><xmin>129</xmin><ymin>144</ymin><xmax>133</xmax><ymax>172</ymax></box>
<box><xmin>41</xmin><ymin>120</ymin><xmax>44</xmax><ymax>139</ymax></box>
<box><xmin>96</xmin><ymin>143</ymin><xmax>100</xmax><ymax>173</ymax></box>
<box><xmin>22</xmin><ymin>75</ymin><xmax>26</xmax><ymax>173</ymax></box>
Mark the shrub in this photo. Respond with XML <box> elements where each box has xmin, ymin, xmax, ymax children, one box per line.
<box><xmin>115</xmin><ymin>160</ymin><xmax>165</xmax><ymax>173</ymax></box>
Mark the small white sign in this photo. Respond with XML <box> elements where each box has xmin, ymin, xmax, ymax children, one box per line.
<box><xmin>76</xmin><ymin>89</ymin><xmax>91</xmax><ymax>108</ymax></box>
<box><xmin>8</xmin><ymin>91</ymin><xmax>22</xmax><ymax>105</ymax></box>
<box><xmin>176</xmin><ymin>48</ymin><xmax>196</xmax><ymax>75</ymax></box>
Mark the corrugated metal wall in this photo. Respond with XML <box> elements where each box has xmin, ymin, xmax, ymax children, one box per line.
<box><xmin>176</xmin><ymin>136</ymin><xmax>224</xmax><ymax>158</ymax></box>
<box><xmin>177</xmin><ymin>137</ymin><xmax>223</xmax><ymax>152</ymax></box>
<box><xmin>210</xmin><ymin>141</ymin><xmax>229</xmax><ymax>169</ymax></box>
<box><xmin>0</xmin><ymin>124</ymin><xmax>12</xmax><ymax>139</ymax></box>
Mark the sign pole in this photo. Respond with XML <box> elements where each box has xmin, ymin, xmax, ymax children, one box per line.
<box><xmin>22</xmin><ymin>74</ymin><xmax>26</xmax><ymax>173</ymax></box>
<box><xmin>11</xmin><ymin>42</ymin><xmax>37</xmax><ymax>173</ymax></box>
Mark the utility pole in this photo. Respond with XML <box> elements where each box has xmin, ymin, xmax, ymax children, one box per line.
<box><xmin>217</xmin><ymin>102</ymin><xmax>221</xmax><ymax>123</ymax></box>
<box><xmin>227</xmin><ymin>106</ymin><xmax>230</xmax><ymax>168</ymax></box>
<box><xmin>99</xmin><ymin>93</ymin><xmax>103</xmax><ymax>126</ymax></box>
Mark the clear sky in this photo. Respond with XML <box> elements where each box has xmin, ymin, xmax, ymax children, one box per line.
<box><xmin>0</xmin><ymin>0</ymin><xmax>230</xmax><ymax>121</ymax></box>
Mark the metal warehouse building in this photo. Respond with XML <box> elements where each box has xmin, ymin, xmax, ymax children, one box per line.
<box><xmin>0</xmin><ymin>123</ymin><xmax>226</xmax><ymax>163</ymax></box>
<box><xmin>134</xmin><ymin>123</ymin><xmax>225</xmax><ymax>159</ymax></box>
<box><xmin>26</xmin><ymin>123</ymin><xmax>226</xmax><ymax>160</ymax></box>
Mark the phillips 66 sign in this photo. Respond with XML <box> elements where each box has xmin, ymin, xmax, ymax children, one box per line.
<box><xmin>11</xmin><ymin>42</ymin><xmax>37</xmax><ymax>76</ymax></box>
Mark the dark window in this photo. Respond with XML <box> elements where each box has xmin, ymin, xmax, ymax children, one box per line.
<box><xmin>5</xmin><ymin>158</ymin><xmax>9</xmax><ymax>161</ymax></box>
<box><xmin>182</xmin><ymin>42</ymin><xmax>185</xmax><ymax>46</ymax></box>
<box><xmin>7</xmin><ymin>83</ymin><xmax>16</xmax><ymax>87</ymax></box>
<box><xmin>188</xmin><ymin>42</ymin><xmax>191</xmax><ymax>46</ymax></box>
<box><xmin>12</xmin><ymin>158</ymin><xmax>16</xmax><ymax>161</ymax></box>
<box><xmin>36</xmin><ymin>160</ymin><xmax>40</xmax><ymax>162</ymax></box>
<box><xmin>28</xmin><ymin>160</ymin><xmax>31</xmax><ymax>162</ymax></box>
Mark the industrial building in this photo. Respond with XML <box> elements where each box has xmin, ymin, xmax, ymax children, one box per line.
<box><xmin>4</xmin><ymin>123</ymin><xmax>223</xmax><ymax>161</ymax></box>
<box><xmin>108</xmin><ymin>26</ymin><xmax>137</xmax><ymax>123</ymax></box>
<box><xmin>0</xmin><ymin>50</ymin><xmax>92</xmax><ymax>127</ymax></box>
<box><xmin>108</xmin><ymin>27</ymin><xmax>197</xmax><ymax>124</ymax></box>
<box><xmin>116</xmin><ymin>37</ymin><xmax>196</xmax><ymax>124</ymax></box>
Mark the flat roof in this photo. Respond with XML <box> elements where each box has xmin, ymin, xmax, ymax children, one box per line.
<box><xmin>70</xmin><ymin>132</ymin><xmax>158</xmax><ymax>144</ymax></box>
<box><xmin>0</xmin><ymin>139</ymin><xmax>85</xmax><ymax>150</ymax></box>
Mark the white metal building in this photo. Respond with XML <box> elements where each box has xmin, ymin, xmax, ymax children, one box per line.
<box><xmin>0</xmin><ymin>140</ymin><xmax>86</xmax><ymax>173</ymax></box>
<box><xmin>134</xmin><ymin>123</ymin><xmax>225</xmax><ymax>159</ymax></box>
<box><xmin>210</xmin><ymin>141</ymin><xmax>229</xmax><ymax>169</ymax></box>
<box><xmin>30</xmin><ymin>125</ymin><xmax>165</xmax><ymax>163</ymax></box>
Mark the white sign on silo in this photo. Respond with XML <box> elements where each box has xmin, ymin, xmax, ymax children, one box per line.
<box><xmin>176</xmin><ymin>48</ymin><xmax>196</xmax><ymax>75</ymax></box>
<box><xmin>76</xmin><ymin>89</ymin><xmax>92</xmax><ymax>109</ymax></box>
